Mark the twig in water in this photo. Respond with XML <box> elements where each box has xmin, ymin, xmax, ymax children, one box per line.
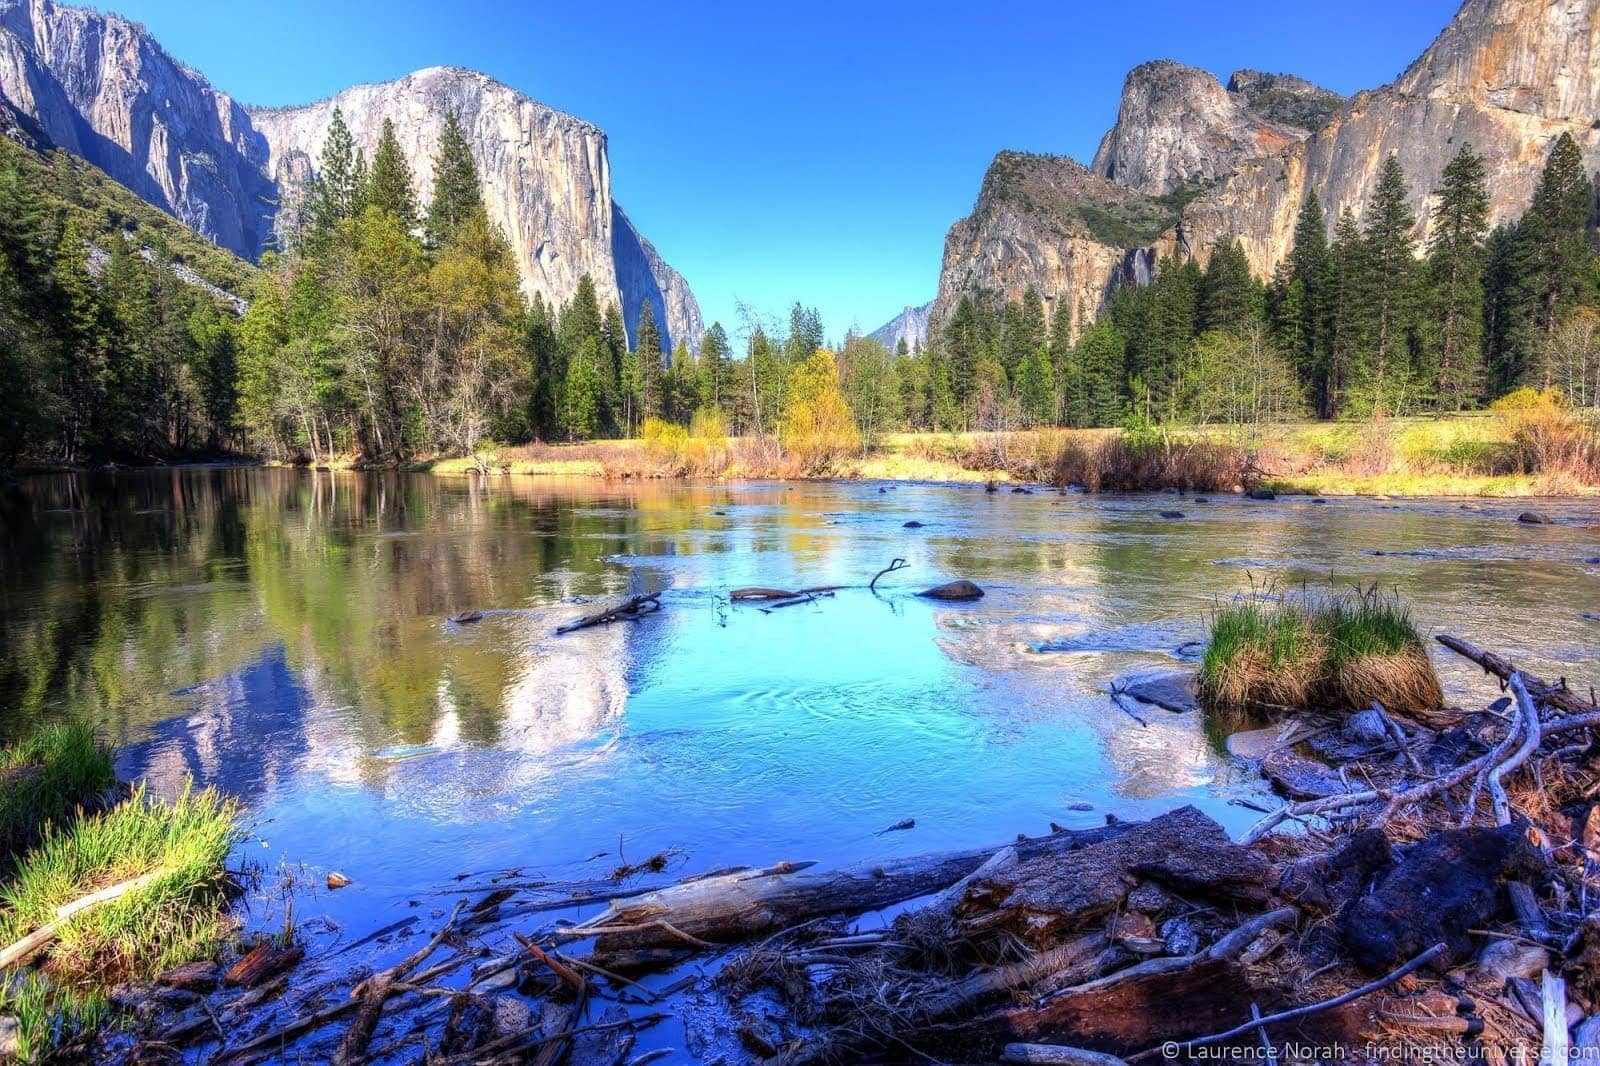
<box><xmin>869</xmin><ymin>558</ymin><xmax>908</xmax><ymax>593</ymax></box>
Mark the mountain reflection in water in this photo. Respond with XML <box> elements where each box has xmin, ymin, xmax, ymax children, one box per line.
<box><xmin>2</xmin><ymin>467</ymin><xmax>1597</xmax><ymax>929</ymax></box>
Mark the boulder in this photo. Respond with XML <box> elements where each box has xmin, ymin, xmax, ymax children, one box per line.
<box><xmin>1518</xmin><ymin>512</ymin><xmax>1553</xmax><ymax>524</ymax></box>
<box><xmin>1116</xmin><ymin>671</ymin><xmax>1199</xmax><ymax>713</ymax></box>
<box><xmin>1261</xmin><ymin>749</ymin><xmax>1348</xmax><ymax>800</ymax></box>
<box><xmin>919</xmin><ymin>580</ymin><xmax>984</xmax><ymax>601</ymax></box>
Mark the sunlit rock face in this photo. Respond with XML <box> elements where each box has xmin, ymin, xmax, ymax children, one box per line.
<box><xmin>0</xmin><ymin>0</ymin><xmax>278</xmax><ymax>256</ymax></box>
<box><xmin>1176</xmin><ymin>0</ymin><xmax>1600</xmax><ymax>275</ymax></box>
<box><xmin>248</xmin><ymin>68</ymin><xmax>702</xmax><ymax>351</ymax></box>
<box><xmin>868</xmin><ymin>302</ymin><xmax>932</xmax><ymax>352</ymax></box>
<box><xmin>1090</xmin><ymin>60</ymin><xmax>1335</xmax><ymax>197</ymax></box>
<box><xmin>0</xmin><ymin>1</ymin><xmax>702</xmax><ymax>351</ymax></box>
<box><xmin>929</xmin><ymin>152</ymin><xmax>1157</xmax><ymax>337</ymax></box>
<box><xmin>933</xmin><ymin>0</ymin><xmax>1600</xmax><ymax>327</ymax></box>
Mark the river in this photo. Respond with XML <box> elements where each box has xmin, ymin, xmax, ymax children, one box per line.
<box><xmin>1</xmin><ymin>468</ymin><xmax>1596</xmax><ymax>944</ymax></box>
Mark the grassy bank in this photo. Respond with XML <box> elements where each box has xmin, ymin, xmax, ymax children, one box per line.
<box><xmin>369</xmin><ymin>397</ymin><xmax>1600</xmax><ymax>497</ymax></box>
<box><xmin>0</xmin><ymin>726</ymin><xmax>239</xmax><ymax>1062</ymax></box>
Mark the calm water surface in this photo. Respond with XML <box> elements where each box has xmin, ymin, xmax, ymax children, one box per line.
<box><xmin>2</xmin><ymin>469</ymin><xmax>1597</xmax><ymax>940</ymax></box>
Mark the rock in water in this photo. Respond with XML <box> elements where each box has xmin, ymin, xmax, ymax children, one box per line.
<box><xmin>1116</xmin><ymin>671</ymin><xmax>1199</xmax><ymax>713</ymax></box>
<box><xmin>1518</xmin><ymin>512</ymin><xmax>1553</xmax><ymax>524</ymax></box>
<box><xmin>919</xmin><ymin>580</ymin><xmax>984</xmax><ymax>601</ymax></box>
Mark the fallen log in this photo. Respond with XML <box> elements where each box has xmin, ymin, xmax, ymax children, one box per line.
<box><xmin>572</xmin><ymin>823</ymin><xmax>1134</xmax><ymax>958</ymax></box>
<box><xmin>1437</xmin><ymin>634</ymin><xmax>1598</xmax><ymax>716</ymax></box>
<box><xmin>730</xmin><ymin>586</ymin><xmax>844</xmax><ymax>602</ymax></box>
<box><xmin>555</xmin><ymin>594</ymin><xmax>662</xmax><ymax>635</ymax></box>
<box><xmin>1128</xmin><ymin>942</ymin><xmax>1447</xmax><ymax>1061</ymax></box>
<box><xmin>331</xmin><ymin>901</ymin><xmax>464</xmax><ymax>1065</ymax></box>
<box><xmin>1003</xmin><ymin>1045</ymin><xmax>1127</xmax><ymax>1066</ymax></box>
<box><xmin>0</xmin><ymin>868</ymin><xmax>168</xmax><ymax>969</ymax></box>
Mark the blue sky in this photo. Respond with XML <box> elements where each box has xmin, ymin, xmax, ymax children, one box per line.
<box><xmin>111</xmin><ymin>0</ymin><xmax>1460</xmax><ymax>341</ymax></box>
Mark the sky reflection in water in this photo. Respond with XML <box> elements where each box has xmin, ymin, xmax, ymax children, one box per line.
<box><xmin>2</xmin><ymin>468</ymin><xmax>1597</xmax><ymax>935</ymax></box>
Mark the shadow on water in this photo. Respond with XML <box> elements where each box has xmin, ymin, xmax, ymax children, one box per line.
<box><xmin>2</xmin><ymin>468</ymin><xmax>1598</xmax><ymax>932</ymax></box>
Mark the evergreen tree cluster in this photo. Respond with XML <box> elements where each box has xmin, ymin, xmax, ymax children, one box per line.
<box><xmin>4</xmin><ymin>124</ymin><xmax>1598</xmax><ymax>469</ymax></box>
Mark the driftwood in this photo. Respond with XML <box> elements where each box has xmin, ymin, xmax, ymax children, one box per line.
<box><xmin>555</xmin><ymin>594</ymin><xmax>661</xmax><ymax>635</ymax></box>
<box><xmin>730</xmin><ymin>586</ymin><xmax>844</xmax><ymax>602</ymax></box>
<box><xmin>0</xmin><ymin>868</ymin><xmax>168</xmax><ymax>969</ymax></box>
<box><xmin>1128</xmin><ymin>942</ymin><xmax>1447</xmax><ymax>1061</ymax></box>
<box><xmin>331</xmin><ymin>900</ymin><xmax>464</xmax><ymax>1065</ymax></box>
<box><xmin>571</xmin><ymin>824</ymin><xmax>1132</xmax><ymax>958</ymax></box>
<box><xmin>1437</xmin><ymin>633</ymin><xmax>1598</xmax><ymax>716</ymax></box>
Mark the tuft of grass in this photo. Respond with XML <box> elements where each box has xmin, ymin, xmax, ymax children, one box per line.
<box><xmin>0</xmin><ymin>725</ymin><xmax>116</xmax><ymax>872</ymax></box>
<box><xmin>1199</xmin><ymin>586</ymin><xmax>1442</xmax><ymax>714</ymax></box>
<box><xmin>0</xmin><ymin>972</ymin><xmax>106</xmax><ymax>1064</ymax></box>
<box><xmin>0</xmin><ymin>783</ymin><xmax>240</xmax><ymax>983</ymax></box>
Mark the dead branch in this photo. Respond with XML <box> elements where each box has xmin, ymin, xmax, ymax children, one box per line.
<box><xmin>555</xmin><ymin>594</ymin><xmax>662</xmax><ymax>635</ymax></box>
<box><xmin>331</xmin><ymin>900</ymin><xmax>465</xmax><ymax>1065</ymax></box>
<box><xmin>0</xmin><ymin>868</ymin><xmax>168</xmax><ymax>969</ymax></box>
<box><xmin>1128</xmin><ymin>942</ymin><xmax>1447</xmax><ymax>1062</ymax></box>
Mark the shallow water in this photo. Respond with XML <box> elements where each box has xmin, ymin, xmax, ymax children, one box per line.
<box><xmin>2</xmin><ymin>468</ymin><xmax>1598</xmax><ymax>944</ymax></box>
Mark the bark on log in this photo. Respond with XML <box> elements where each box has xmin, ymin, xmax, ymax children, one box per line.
<box><xmin>578</xmin><ymin>823</ymin><xmax>1134</xmax><ymax>956</ymax></box>
<box><xmin>1437</xmin><ymin>634</ymin><xmax>1598</xmax><ymax>716</ymax></box>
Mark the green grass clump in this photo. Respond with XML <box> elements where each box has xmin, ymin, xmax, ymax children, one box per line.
<box><xmin>0</xmin><ymin>725</ymin><xmax>116</xmax><ymax>872</ymax></box>
<box><xmin>1199</xmin><ymin>587</ymin><xmax>1443</xmax><ymax>714</ymax></box>
<box><xmin>0</xmin><ymin>972</ymin><xmax>105</xmax><ymax>1063</ymax></box>
<box><xmin>0</xmin><ymin>784</ymin><xmax>240</xmax><ymax>983</ymax></box>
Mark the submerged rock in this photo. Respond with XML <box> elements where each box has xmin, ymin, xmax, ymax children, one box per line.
<box><xmin>1518</xmin><ymin>512</ymin><xmax>1553</xmax><ymax>524</ymax></box>
<box><xmin>1248</xmin><ymin>489</ymin><xmax>1276</xmax><ymax>501</ymax></box>
<box><xmin>919</xmin><ymin>580</ymin><xmax>984</xmax><ymax>601</ymax></box>
<box><xmin>1115</xmin><ymin>671</ymin><xmax>1199</xmax><ymax>713</ymax></box>
<box><xmin>1261</xmin><ymin>749</ymin><xmax>1348</xmax><ymax>800</ymax></box>
<box><xmin>1158</xmin><ymin>510</ymin><xmax>1185</xmax><ymax>519</ymax></box>
<box><xmin>903</xmin><ymin>520</ymin><xmax>924</xmax><ymax>528</ymax></box>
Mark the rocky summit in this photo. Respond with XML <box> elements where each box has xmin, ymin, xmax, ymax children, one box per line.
<box><xmin>918</xmin><ymin>0</ymin><xmax>1600</xmax><ymax>338</ymax></box>
<box><xmin>0</xmin><ymin>0</ymin><xmax>702</xmax><ymax>350</ymax></box>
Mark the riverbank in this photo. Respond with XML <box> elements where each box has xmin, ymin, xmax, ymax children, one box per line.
<box><xmin>403</xmin><ymin>411</ymin><xmax>1599</xmax><ymax>498</ymax></box>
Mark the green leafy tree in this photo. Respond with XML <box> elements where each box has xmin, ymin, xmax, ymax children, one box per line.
<box><xmin>1016</xmin><ymin>344</ymin><xmax>1055</xmax><ymax>426</ymax></box>
<box><xmin>1357</xmin><ymin>154</ymin><xmax>1423</xmax><ymax>414</ymax></box>
<box><xmin>308</xmin><ymin>108</ymin><xmax>360</xmax><ymax>237</ymax></box>
<box><xmin>634</xmin><ymin>298</ymin><xmax>664</xmax><ymax>423</ymax></box>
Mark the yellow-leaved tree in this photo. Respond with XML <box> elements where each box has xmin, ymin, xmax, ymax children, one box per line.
<box><xmin>781</xmin><ymin>349</ymin><xmax>860</xmax><ymax>472</ymax></box>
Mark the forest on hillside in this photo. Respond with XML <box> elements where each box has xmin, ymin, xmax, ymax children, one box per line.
<box><xmin>2</xmin><ymin>118</ymin><xmax>1598</xmax><ymax>469</ymax></box>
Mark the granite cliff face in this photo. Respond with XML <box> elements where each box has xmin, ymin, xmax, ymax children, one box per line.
<box><xmin>1177</xmin><ymin>0</ymin><xmax>1600</xmax><ymax>277</ymax></box>
<box><xmin>0</xmin><ymin>0</ymin><xmax>277</xmax><ymax>256</ymax></box>
<box><xmin>247</xmin><ymin>68</ymin><xmax>701</xmax><ymax>349</ymax></box>
<box><xmin>0</xmin><ymin>0</ymin><xmax>702</xmax><ymax>350</ymax></box>
<box><xmin>933</xmin><ymin>0</ymin><xmax>1599</xmax><ymax>333</ymax></box>
<box><xmin>930</xmin><ymin>152</ymin><xmax>1160</xmax><ymax>333</ymax></box>
<box><xmin>868</xmin><ymin>301</ymin><xmax>932</xmax><ymax>352</ymax></box>
<box><xmin>1089</xmin><ymin>60</ymin><xmax>1337</xmax><ymax>197</ymax></box>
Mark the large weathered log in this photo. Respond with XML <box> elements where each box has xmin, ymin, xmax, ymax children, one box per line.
<box><xmin>0</xmin><ymin>869</ymin><xmax>168</xmax><ymax>970</ymax></box>
<box><xmin>574</xmin><ymin>823</ymin><xmax>1135</xmax><ymax>956</ymax></box>
<box><xmin>1437</xmin><ymin>634</ymin><xmax>1598</xmax><ymax>716</ymax></box>
<box><xmin>956</xmin><ymin>807</ymin><xmax>1270</xmax><ymax>945</ymax></box>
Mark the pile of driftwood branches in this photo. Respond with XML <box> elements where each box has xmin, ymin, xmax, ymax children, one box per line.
<box><xmin>104</xmin><ymin>631</ymin><xmax>1600</xmax><ymax>1065</ymax></box>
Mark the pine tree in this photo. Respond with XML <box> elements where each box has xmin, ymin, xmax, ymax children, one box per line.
<box><xmin>525</xmin><ymin>293</ymin><xmax>562</xmax><ymax>441</ymax></box>
<box><xmin>1514</xmin><ymin>132</ymin><xmax>1596</xmax><ymax>384</ymax></box>
<box><xmin>564</xmin><ymin>335</ymin><xmax>605</xmax><ymax>439</ymax></box>
<box><xmin>1016</xmin><ymin>345</ymin><xmax>1054</xmax><ymax>426</ymax></box>
<box><xmin>366</xmin><ymin>119</ymin><xmax>419</xmax><ymax>231</ymax></box>
<box><xmin>634</xmin><ymin>297</ymin><xmax>664</xmax><ymax>422</ymax></box>
<box><xmin>1200</xmin><ymin>239</ymin><xmax>1259</xmax><ymax>335</ymax></box>
<box><xmin>1325</xmin><ymin>208</ymin><xmax>1370</xmax><ymax>418</ymax></box>
<box><xmin>1427</xmin><ymin>144</ymin><xmax>1490</xmax><ymax>410</ymax></box>
<box><xmin>1360</xmin><ymin>155</ymin><xmax>1421</xmax><ymax>414</ymax></box>
<box><xmin>698</xmin><ymin>321</ymin><xmax>729</xmax><ymax>413</ymax></box>
<box><xmin>1047</xmin><ymin>298</ymin><xmax>1074</xmax><ymax>422</ymax></box>
<box><xmin>425</xmin><ymin>111</ymin><xmax>485</xmax><ymax>250</ymax></box>
<box><xmin>309</xmin><ymin>108</ymin><xmax>359</xmax><ymax>235</ymax></box>
<box><xmin>1287</xmin><ymin>192</ymin><xmax>1330</xmax><ymax>401</ymax></box>
<box><xmin>1074</xmin><ymin>317</ymin><xmax>1126</xmax><ymax>427</ymax></box>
